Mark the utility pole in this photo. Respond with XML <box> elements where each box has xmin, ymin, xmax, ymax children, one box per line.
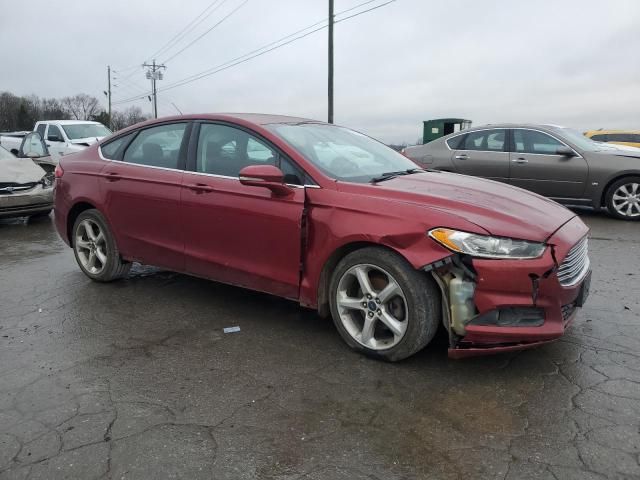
<box><xmin>328</xmin><ymin>0</ymin><xmax>334</xmax><ymax>124</ymax></box>
<box><xmin>143</xmin><ymin>60</ymin><xmax>166</xmax><ymax>119</ymax></box>
<box><xmin>105</xmin><ymin>65</ymin><xmax>112</xmax><ymax>129</ymax></box>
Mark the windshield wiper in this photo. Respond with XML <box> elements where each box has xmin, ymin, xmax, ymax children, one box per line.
<box><xmin>370</xmin><ymin>168</ymin><xmax>425</xmax><ymax>183</ymax></box>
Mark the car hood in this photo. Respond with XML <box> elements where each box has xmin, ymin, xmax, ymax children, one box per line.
<box><xmin>69</xmin><ymin>137</ymin><xmax>105</xmax><ymax>146</ymax></box>
<box><xmin>0</xmin><ymin>156</ymin><xmax>45</xmax><ymax>183</ymax></box>
<box><xmin>591</xmin><ymin>147</ymin><xmax>640</xmax><ymax>159</ymax></box>
<box><xmin>372</xmin><ymin>172</ymin><xmax>575</xmax><ymax>242</ymax></box>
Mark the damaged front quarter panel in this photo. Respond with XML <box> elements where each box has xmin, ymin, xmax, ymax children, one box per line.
<box><xmin>425</xmin><ymin>244</ymin><xmax>569</xmax><ymax>357</ymax></box>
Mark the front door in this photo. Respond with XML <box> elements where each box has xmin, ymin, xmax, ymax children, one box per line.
<box><xmin>508</xmin><ymin>128</ymin><xmax>588</xmax><ymax>199</ymax></box>
<box><xmin>451</xmin><ymin>128</ymin><xmax>509</xmax><ymax>182</ymax></box>
<box><xmin>181</xmin><ymin>122</ymin><xmax>306</xmax><ymax>299</ymax></box>
<box><xmin>99</xmin><ymin>122</ymin><xmax>189</xmax><ymax>271</ymax></box>
<box><xmin>45</xmin><ymin>124</ymin><xmax>67</xmax><ymax>157</ymax></box>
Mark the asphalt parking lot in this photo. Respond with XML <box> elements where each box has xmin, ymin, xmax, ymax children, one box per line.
<box><xmin>0</xmin><ymin>210</ymin><xmax>639</xmax><ymax>480</ymax></box>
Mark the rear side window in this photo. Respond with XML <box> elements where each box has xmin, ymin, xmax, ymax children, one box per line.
<box><xmin>123</xmin><ymin>123</ymin><xmax>187</xmax><ymax>169</ymax></box>
<box><xmin>446</xmin><ymin>134</ymin><xmax>466</xmax><ymax>150</ymax></box>
<box><xmin>513</xmin><ymin>129</ymin><xmax>564</xmax><ymax>154</ymax></box>
<box><xmin>36</xmin><ymin>124</ymin><xmax>47</xmax><ymax>137</ymax></box>
<box><xmin>100</xmin><ymin>132</ymin><xmax>135</xmax><ymax>160</ymax></box>
<box><xmin>590</xmin><ymin>134</ymin><xmax>607</xmax><ymax>142</ymax></box>
<box><xmin>459</xmin><ymin>129</ymin><xmax>506</xmax><ymax>152</ymax></box>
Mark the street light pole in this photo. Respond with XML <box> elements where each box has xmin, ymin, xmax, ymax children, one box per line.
<box><xmin>328</xmin><ymin>0</ymin><xmax>334</xmax><ymax>124</ymax></box>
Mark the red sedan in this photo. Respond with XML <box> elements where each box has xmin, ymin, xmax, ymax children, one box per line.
<box><xmin>53</xmin><ymin>114</ymin><xmax>591</xmax><ymax>360</ymax></box>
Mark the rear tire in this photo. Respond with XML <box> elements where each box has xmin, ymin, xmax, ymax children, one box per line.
<box><xmin>605</xmin><ymin>176</ymin><xmax>640</xmax><ymax>221</ymax></box>
<box><xmin>329</xmin><ymin>247</ymin><xmax>441</xmax><ymax>362</ymax></box>
<box><xmin>72</xmin><ymin>209</ymin><xmax>130</xmax><ymax>282</ymax></box>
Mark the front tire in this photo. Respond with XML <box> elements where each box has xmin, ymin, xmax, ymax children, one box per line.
<box><xmin>605</xmin><ymin>177</ymin><xmax>640</xmax><ymax>220</ymax></box>
<box><xmin>72</xmin><ymin>209</ymin><xmax>130</xmax><ymax>282</ymax></box>
<box><xmin>329</xmin><ymin>247</ymin><xmax>441</xmax><ymax>362</ymax></box>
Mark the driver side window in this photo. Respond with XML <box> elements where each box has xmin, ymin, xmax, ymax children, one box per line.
<box><xmin>513</xmin><ymin>129</ymin><xmax>564</xmax><ymax>154</ymax></box>
<box><xmin>47</xmin><ymin>125</ymin><xmax>63</xmax><ymax>142</ymax></box>
<box><xmin>196</xmin><ymin>124</ymin><xmax>305</xmax><ymax>185</ymax></box>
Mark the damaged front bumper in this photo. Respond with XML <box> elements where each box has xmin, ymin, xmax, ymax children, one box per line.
<box><xmin>428</xmin><ymin>217</ymin><xmax>591</xmax><ymax>359</ymax></box>
<box><xmin>0</xmin><ymin>184</ymin><xmax>53</xmax><ymax>218</ymax></box>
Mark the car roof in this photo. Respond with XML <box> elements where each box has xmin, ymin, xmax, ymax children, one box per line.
<box><xmin>462</xmin><ymin>123</ymin><xmax>568</xmax><ymax>130</ymax></box>
<box><xmin>36</xmin><ymin>120</ymin><xmax>103</xmax><ymax>125</ymax></box>
<box><xmin>131</xmin><ymin>113</ymin><xmax>324</xmax><ymax>127</ymax></box>
<box><xmin>219</xmin><ymin>113</ymin><xmax>320</xmax><ymax>125</ymax></box>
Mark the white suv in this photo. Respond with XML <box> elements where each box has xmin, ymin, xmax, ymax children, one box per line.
<box><xmin>34</xmin><ymin>120</ymin><xmax>112</xmax><ymax>157</ymax></box>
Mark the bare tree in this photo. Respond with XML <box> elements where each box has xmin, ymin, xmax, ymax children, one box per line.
<box><xmin>111</xmin><ymin>106</ymin><xmax>148</xmax><ymax>131</ymax></box>
<box><xmin>62</xmin><ymin>94</ymin><xmax>101</xmax><ymax>120</ymax></box>
<box><xmin>41</xmin><ymin>98</ymin><xmax>69</xmax><ymax>120</ymax></box>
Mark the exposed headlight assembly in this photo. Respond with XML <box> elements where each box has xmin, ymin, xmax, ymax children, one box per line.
<box><xmin>428</xmin><ymin>228</ymin><xmax>546</xmax><ymax>259</ymax></box>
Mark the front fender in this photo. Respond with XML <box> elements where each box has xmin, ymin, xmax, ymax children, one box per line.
<box><xmin>299</xmin><ymin>188</ymin><xmax>483</xmax><ymax>309</ymax></box>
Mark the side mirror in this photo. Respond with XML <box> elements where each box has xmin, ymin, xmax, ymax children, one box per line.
<box><xmin>239</xmin><ymin>164</ymin><xmax>293</xmax><ymax>196</ymax></box>
<box><xmin>19</xmin><ymin>132</ymin><xmax>50</xmax><ymax>159</ymax></box>
<box><xmin>556</xmin><ymin>146</ymin><xmax>576</xmax><ymax>157</ymax></box>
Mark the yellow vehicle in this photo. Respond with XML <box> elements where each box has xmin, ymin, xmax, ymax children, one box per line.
<box><xmin>584</xmin><ymin>130</ymin><xmax>640</xmax><ymax>148</ymax></box>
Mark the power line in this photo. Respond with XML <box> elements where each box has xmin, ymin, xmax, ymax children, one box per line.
<box><xmin>158</xmin><ymin>0</ymin><xmax>396</xmax><ymax>93</ymax></box>
<box><xmin>162</xmin><ymin>0</ymin><xmax>249</xmax><ymax>64</ymax></box>
<box><xmin>160</xmin><ymin>24</ymin><xmax>328</xmax><ymax>92</ymax></box>
<box><xmin>335</xmin><ymin>0</ymin><xmax>396</xmax><ymax>23</ymax></box>
<box><xmin>112</xmin><ymin>0</ymin><xmax>396</xmax><ymax>104</ymax></box>
<box><xmin>147</xmin><ymin>0</ymin><xmax>226</xmax><ymax>61</ymax></box>
<box><xmin>157</xmin><ymin>0</ymin><xmax>382</xmax><ymax>90</ymax></box>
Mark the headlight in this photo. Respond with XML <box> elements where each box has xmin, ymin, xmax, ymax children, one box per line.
<box><xmin>41</xmin><ymin>174</ymin><xmax>54</xmax><ymax>188</ymax></box>
<box><xmin>428</xmin><ymin>228</ymin><xmax>546</xmax><ymax>259</ymax></box>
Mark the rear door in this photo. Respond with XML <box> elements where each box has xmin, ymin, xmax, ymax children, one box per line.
<box><xmin>98</xmin><ymin>122</ymin><xmax>190</xmax><ymax>271</ymax></box>
<box><xmin>181</xmin><ymin>122</ymin><xmax>306</xmax><ymax>299</ymax></box>
<box><xmin>508</xmin><ymin>128</ymin><xmax>588</xmax><ymax>199</ymax></box>
<box><xmin>450</xmin><ymin>128</ymin><xmax>509</xmax><ymax>182</ymax></box>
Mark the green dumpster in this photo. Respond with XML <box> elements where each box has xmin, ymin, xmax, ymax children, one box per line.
<box><xmin>423</xmin><ymin>118</ymin><xmax>472</xmax><ymax>144</ymax></box>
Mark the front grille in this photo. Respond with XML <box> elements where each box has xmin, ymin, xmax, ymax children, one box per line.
<box><xmin>557</xmin><ymin>236</ymin><xmax>589</xmax><ymax>286</ymax></box>
<box><xmin>0</xmin><ymin>182</ymin><xmax>38</xmax><ymax>195</ymax></box>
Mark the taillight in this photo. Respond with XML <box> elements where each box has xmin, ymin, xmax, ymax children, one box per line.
<box><xmin>54</xmin><ymin>164</ymin><xmax>64</xmax><ymax>179</ymax></box>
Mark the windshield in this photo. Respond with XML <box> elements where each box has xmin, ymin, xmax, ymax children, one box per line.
<box><xmin>266</xmin><ymin>123</ymin><xmax>418</xmax><ymax>183</ymax></box>
<box><xmin>62</xmin><ymin>123</ymin><xmax>112</xmax><ymax>140</ymax></box>
<box><xmin>552</xmin><ymin>127</ymin><xmax>604</xmax><ymax>152</ymax></box>
<box><xmin>0</xmin><ymin>145</ymin><xmax>15</xmax><ymax>160</ymax></box>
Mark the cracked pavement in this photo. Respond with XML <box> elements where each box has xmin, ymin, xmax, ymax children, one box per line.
<box><xmin>1</xmin><ymin>210</ymin><xmax>639</xmax><ymax>479</ymax></box>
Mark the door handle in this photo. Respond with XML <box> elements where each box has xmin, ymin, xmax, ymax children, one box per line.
<box><xmin>186</xmin><ymin>183</ymin><xmax>215</xmax><ymax>193</ymax></box>
<box><xmin>104</xmin><ymin>172</ymin><xmax>122</xmax><ymax>181</ymax></box>
<box><xmin>455</xmin><ymin>154</ymin><xmax>468</xmax><ymax>160</ymax></box>
<box><xmin>512</xmin><ymin>158</ymin><xmax>528</xmax><ymax>164</ymax></box>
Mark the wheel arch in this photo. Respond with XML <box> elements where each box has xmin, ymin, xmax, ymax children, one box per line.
<box><xmin>315</xmin><ymin>241</ymin><xmax>421</xmax><ymax>318</ymax></box>
<box><xmin>66</xmin><ymin>201</ymin><xmax>98</xmax><ymax>246</ymax></box>
<box><xmin>600</xmin><ymin>173</ymin><xmax>640</xmax><ymax>207</ymax></box>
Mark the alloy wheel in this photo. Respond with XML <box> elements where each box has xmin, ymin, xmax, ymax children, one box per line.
<box><xmin>75</xmin><ymin>219</ymin><xmax>108</xmax><ymax>274</ymax></box>
<box><xmin>612</xmin><ymin>182</ymin><xmax>640</xmax><ymax>218</ymax></box>
<box><xmin>335</xmin><ymin>263</ymin><xmax>408</xmax><ymax>350</ymax></box>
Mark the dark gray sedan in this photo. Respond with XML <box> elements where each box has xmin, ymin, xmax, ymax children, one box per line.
<box><xmin>403</xmin><ymin>124</ymin><xmax>640</xmax><ymax>220</ymax></box>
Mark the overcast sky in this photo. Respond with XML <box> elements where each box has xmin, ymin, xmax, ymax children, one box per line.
<box><xmin>1</xmin><ymin>0</ymin><xmax>638</xmax><ymax>143</ymax></box>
